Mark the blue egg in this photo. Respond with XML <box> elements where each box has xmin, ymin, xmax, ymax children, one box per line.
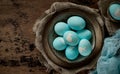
<box><xmin>54</xmin><ymin>22</ymin><xmax>70</xmax><ymax>36</ymax></box>
<box><xmin>65</xmin><ymin>46</ymin><xmax>79</xmax><ymax>60</ymax></box>
<box><xmin>109</xmin><ymin>3</ymin><xmax>120</xmax><ymax>20</ymax></box>
<box><xmin>67</xmin><ymin>16</ymin><xmax>86</xmax><ymax>30</ymax></box>
<box><xmin>77</xmin><ymin>29</ymin><xmax>92</xmax><ymax>40</ymax></box>
<box><xmin>53</xmin><ymin>37</ymin><xmax>67</xmax><ymax>51</ymax></box>
<box><xmin>63</xmin><ymin>31</ymin><xmax>80</xmax><ymax>46</ymax></box>
<box><xmin>78</xmin><ymin>39</ymin><xmax>92</xmax><ymax>56</ymax></box>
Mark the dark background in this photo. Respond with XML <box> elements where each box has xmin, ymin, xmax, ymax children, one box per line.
<box><xmin>0</xmin><ymin>0</ymin><xmax>97</xmax><ymax>74</ymax></box>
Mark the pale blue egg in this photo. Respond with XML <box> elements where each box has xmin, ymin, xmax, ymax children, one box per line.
<box><xmin>63</xmin><ymin>31</ymin><xmax>80</xmax><ymax>46</ymax></box>
<box><xmin>65</xmin><ymin>46</ymin><xmax>79</xmax><ymax>60</ymax></box>
<box><xmin>109</xmin><ymin>3</ymin><xmax>120</xmax><ymax>20</ymax></box>
<box><xmin>54</xmin><ymin>22</ymin><xmax>70</xmax><ymax>36</ymax></box>
<box><xmin>67</xmin><ymin>16</ymin><xmax>86</xmax><ymax>30</ymax></box>
<box><xmin>77</xmin><ymin>29</ymin><xmax>92</xmax><ymax>40</ymax></box>
<box><xmin>78</xmin><ymin>39</ymin><xmax>92</xmax><ymax>56</ymax></box>
<box><xmin>53</xmin><ymin>37</ymin><xmax>67</xmax><ymax>51</ymax></box>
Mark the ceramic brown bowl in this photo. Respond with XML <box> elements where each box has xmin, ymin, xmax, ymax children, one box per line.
<box><xmin>34</xmin><ymin>2</ymin><xmax>104</xmax><ymax>73</ymax></box>
<box><xmin>98</xmin><ymin>0</ymin><xmax>120</xmax><ymax>35</ymax></box>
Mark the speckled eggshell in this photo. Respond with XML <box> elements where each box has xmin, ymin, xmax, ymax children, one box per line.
<box><xmin>63</xmin><ymin>31</ymin><xmax>80</xmax><ymax>46</ymax></box>
<box><xmin>109</xmin><ymin>3</ymin><xmax>120</xmax><ymax>20</ymax></box>
<box><xmin>53</xmin><ymin>37</ymin><xmax>67</xmax><ymax>51</ymax></box>
<box><xmin>54</xmin><ymin>22</ymin><xmax>70</xmax><ymax>36</ymax></box>
<box><xmin>67</xmin><ymin>16</ymin><xmax>86</xmax><ymax>30</ymax></box>
<box><xmin>65</xmin><ymin>46</ymin><xmax>79</xmax><ymax>60</ymax></box>
<box><xmin>77</xmin><ymin>29</ymin><xmax>92</xmax><ymax>40</ymax></box>
<box><xmin>78</xmin><ymin>39</ymin><xmax>92</xmax><ymax>56</ymax></box>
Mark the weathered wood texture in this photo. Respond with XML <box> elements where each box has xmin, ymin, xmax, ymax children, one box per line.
<box><xmin>0</xmin><ymin>0</ymin><xmax>98</xmax><ymax>74</ymax></box>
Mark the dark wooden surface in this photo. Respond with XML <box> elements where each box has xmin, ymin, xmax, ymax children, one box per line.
<box><xmin>0</xmin><ymin>0</ymin><xmax>98</xmax><ymax>74</ymax></box>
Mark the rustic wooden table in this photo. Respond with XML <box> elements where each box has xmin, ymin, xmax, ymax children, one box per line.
<box><xmin>0</xmin><ymin>0</ymin><xmax>97</xmax><ymax>74</ymax></box>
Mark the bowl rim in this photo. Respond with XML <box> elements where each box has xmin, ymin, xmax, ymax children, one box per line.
<box><xmin>42</xmin><ymin>8</ymin><xmax>104</xmax><ymax>68</ymax></box>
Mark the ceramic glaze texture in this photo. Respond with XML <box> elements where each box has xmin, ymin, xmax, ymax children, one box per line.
<box><xmin>65</xmin><ymin>46</ymin><xmax>79</xmax><ymax>60</ymax></box>
<box><xmin>67</xmin><ymin>16</ymin><xmax>86</xmax><ymax>30</ymax></box>
<box><xmin>77</xmin><ymin>29</ymin><xmax>92</xmax><ymax>40</ymax></box>
<box><xmin>54</xmin><ymin>22</ymin><xmax>70</xmax><ymax>36</ymax></box>
<box><xmin>53</xmin><ymin>37</ymin><xmax>67</xmax><ymax>51</ymax></box>
<box><xmin>78</xmin><ymin>39</ymin><xmax>92</xmax><ymax>56</ymax></box>
<box><xmin>109</xmin><ymin>3</ymin><xmax>120</xmax><ymax>21</ymax></box>
<box><xmin>63</xmin><ymin>31</ymin><xmax>80</xmax><ymax>46</ymax></box>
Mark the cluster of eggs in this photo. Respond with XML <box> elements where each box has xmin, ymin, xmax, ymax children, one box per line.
<box><xmin>53</xmin><ymin>16</ymin><xmax>93</xmax><ymax>60</ymax></box>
